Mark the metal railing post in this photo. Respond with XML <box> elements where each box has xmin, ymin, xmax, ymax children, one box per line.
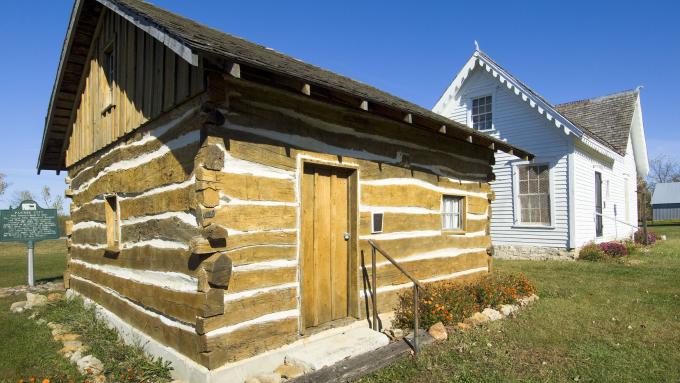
<box><xmin>371</xmin><ymin>245</ymin><xmax>378</xmax><ymax>331</ymax></box>
<box><xmin>413</xmin><ymin>285</ymin><xmax>419</xmax><ymax>356</ymax></box>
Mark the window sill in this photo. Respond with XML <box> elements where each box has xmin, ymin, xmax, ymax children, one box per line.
<box><xmin>477</xmin><ymin>128</ymin><xmax>497</xmax><ymax>134</ymax></box>
<box><xmin>511</xmin><ymin>224</ymin><xmax>555</xmax><ymax>230</ymax></box>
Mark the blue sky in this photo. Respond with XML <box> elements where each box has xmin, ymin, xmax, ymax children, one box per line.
<box><xmin>0</xmin><ymin>0</ymin><xmax>678</xmax><ymax>210</ymax></box>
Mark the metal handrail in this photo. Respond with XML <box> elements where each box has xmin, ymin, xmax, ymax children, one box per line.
<box><xmin>368</xmin><ymin>239</ymin><xmax>426</xmax><ymax>355</ymax></box>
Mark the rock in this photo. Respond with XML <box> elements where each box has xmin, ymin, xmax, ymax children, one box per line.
<box><xmin>428</xmin><ymin>322</ymin><xmax>448</xmax><ymax>341</ymax></box>
<box><xmin>284</xmin><ymin>356</ymin><xmax>314</xmax><ymax>373</ymax></box>
<box><xmin>392</xmin><ymin>328</ymin><xmax>405</xmax><ymax>339</ymax></box>
<box><xmin>464</xmin><ymin>312</ymin><xmax>490</xmax><ymax>326</ymax></box>
<box><xmin>253</xmin><ymin>373</ymin><xmax>281</xmax><ymax>383</ymax></box>
<box><xmin>244</xmin><ymin>378</ymin><xmax>261</xmax><ymax>383</ymax></box>
<box><xmin>70</xmin><ymin>349</ymin><xmax>83</xmax><ymax>363</ymax></box>
<box><xmin>47</xmin><ymin>322</ymin><xmax>60</xmax><ymax>329</ymax></box>
<box><xmin>47</xmin><ymin>292</ymin><xmax>64</xmax><ymax>302</ymax></box>
<box><xmin>55</xmin><ymin>333</ymin><xmax>81</xmax><ymax>342</ymax></box>
<box><xmin>275</xmin><ymin>363</ymin><xmax>305</xmax><ymax>379</ymax></box>
<box><xmin>77</xmin><ymin>354</ymin><xmax>104</xmax><ymax>375</ymax></box>
<box><xmin>455</xmin><ymin>322</ymin><xmax>471</xmax><ymax>331</ymax></box>
<box><xmin>10</xmin><ymin>301</ymin><xmax>27</xmax><ymax>313</ymax></box>
<box><xmin>59</xmin><ymin>341</ymin><xmax>85</xmax><ymax>355</ymax></box>
<box><xmin>482</xmin><ymin>308</ymin><xmax>503</xmax><ymax>321</ymax></box>
<box><xmin>25</xmin><ymin>293</ymin><xmax>48</xmax><ymax>308</ymax></box>
<box><xmin>518</xmin><ymin>294</ymin><xmax>539</xmax><ymax>306</ymax></box>
<box><xmin>499</xmin><ymin>304</ymin><xmax>518</xmax><ymax>316</ymax></box>
<box><xmin>660</xmin><ymin>235</ymin><xmax>667</xmax><ymax>241</ymax></box>
<box><xmin>93</xmin><ymin>375</ymin><xmax>106</xmax><ymax>383</ymax></box>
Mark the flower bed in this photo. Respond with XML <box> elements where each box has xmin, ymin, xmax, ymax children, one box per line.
<box><xmin>392</xmin><ymin>272</ymin><xmax>536</xmax><ymax>329</ymax></box>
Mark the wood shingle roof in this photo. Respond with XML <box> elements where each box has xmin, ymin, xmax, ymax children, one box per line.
<box><xmin>39</xmin><ymin>0</ymin><xmax>533</xmax><ymax>172</ymax></box>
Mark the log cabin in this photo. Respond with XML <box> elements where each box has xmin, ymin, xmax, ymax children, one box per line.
<box><xmin>37</xmin><ymin>0</ymin><xmax>532</xmax><ymax>381</ymax></box>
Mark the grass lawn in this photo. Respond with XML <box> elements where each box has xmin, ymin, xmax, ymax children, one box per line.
<box><xmin>0</xmin><ymin>239</ymin><xmax>67</xmax><ymax>288</ymax></box>
<box><xmin>363</xmin><ymin>225</ymin><xmax>680</xmax><ymax>383</ymax></box>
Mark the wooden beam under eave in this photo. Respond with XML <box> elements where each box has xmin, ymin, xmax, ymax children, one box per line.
<box><xmin>467</xmin><ymin>135</ymin><xmax>473</xmax><ymax>143</ymax></box>
<box><xmin>301</xmin><ymin>83</ymin><xmax>311</xmax><ymax>96</ymax></box>
<box><xmin>359</xmin><ymin>100</ymin><xmax>368</xmax><ymax>111</ymax></box>
<box><xmin>403</xmin><ymin>113</ymin><xmax>412</xmax><ymax>124</ymax></box>
<box><xmin>439</xmin><ymin>125</ymin><xmax>447</xmax><ymax>134</ymax></box>
<box><xmin>488</xmin><ymin>142</ymin><xmax>495</xmax><ymax>150</ymax></box>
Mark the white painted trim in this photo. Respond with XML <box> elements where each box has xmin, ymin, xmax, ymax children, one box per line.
<box><xmin>72</xmin><ymin>243</ymin><xmax>108</xmax><ymax>250</ymax></box>
<box><xmin>567</xmin><ymin>148</ymin><xmax>576</xmax><ymax>249</ymax></box>
<box><xmin>370</xmin><ymin>212</ymin><xmax>384</xmax><ymax>234</ymax></box>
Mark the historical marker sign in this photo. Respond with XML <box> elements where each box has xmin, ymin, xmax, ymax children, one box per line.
<box><xmin>0</xmin><ymin>200</ymin><xmax>60</xmax><ymax>286</ymax></box>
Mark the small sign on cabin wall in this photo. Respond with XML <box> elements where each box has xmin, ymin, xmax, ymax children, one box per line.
<box><xmin>0</xmin><ymin>200</ymin><xmax>59</xmax><ymax>286</ymax></box>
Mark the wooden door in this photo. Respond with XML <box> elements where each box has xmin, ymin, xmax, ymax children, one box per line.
<box><xmin>301</xmin><ymin>164</ymin><xmax>352</xmax><ymax>329</ymax></box>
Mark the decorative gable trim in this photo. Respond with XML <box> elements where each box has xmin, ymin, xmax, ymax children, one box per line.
<box><xmin>433</xmin><ymin>50</ymin><xmax>620</xmax><ymax>161</ymax></box>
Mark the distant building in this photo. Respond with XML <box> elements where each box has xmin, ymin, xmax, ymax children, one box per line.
<box><xmin>434</xmin><ymin>49</ymin><xmax>649</xmax><ymax>259</ymax></box>
<box><xmin>652</xmin><ymin>183</ymin><xmax>680</xmax><ymax>221</ymax></box>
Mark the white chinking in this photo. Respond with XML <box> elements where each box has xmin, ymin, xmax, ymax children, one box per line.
<box><xmin>206</xmin><ymin>309</ymin><xmax>299</xmax><ymax>338</ymax></box>
<box><xmin>121</xmin><ymin>211</ymin><xmax>198</xmax><ymax>227</ymax></box>
<box><xmin>373</xmin><ymin>247</ymin><xmax>487</xmax><ymax>268</ymax></box>
<box><xmin>361</xmin><ymin>178</ymin><xmax>489</xmax><ymax>199</ymax></box>
<box><xmin>231</xmin><ymin>259</ymin><xmax>297</xmax><ymax>272</ymax></box>
<box><xmin>223</xmin><ymin>283</ymin><xmax>298</xmax><ymax>303</ymax></box>
<box><xmin>122</xmin><ymin>239</ymin><xmax>190</xmax><ymax>250</ymax></box>
<box><xmin>70</xmin><ymin>259</ymin><xmax>198</xmax><ymax>292</ymax></box>
<box><xmin>361</xmin><ymin>266</ymin><xmax>488</xmax><ymax>297</ymax></box>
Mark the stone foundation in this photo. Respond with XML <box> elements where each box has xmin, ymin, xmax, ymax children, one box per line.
<box><xmin>493</xmin><ymin>245</ymin><xmax>577</xmax><ymax>260</ymax></box>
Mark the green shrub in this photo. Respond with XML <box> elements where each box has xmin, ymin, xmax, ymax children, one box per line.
<box><xmin>623</xmin><ymin>239</ymin><xmax>639</xmax><ymax>255</ymax></box>
<box><xmin>392</xmin><ymin>272</ymin><xmax>536</xmax><ymax>329</ymax></box>
<box><xmin>579</xmin><ymin>243</ymin><xmax>606</xmax><ymax>261</ymax></box>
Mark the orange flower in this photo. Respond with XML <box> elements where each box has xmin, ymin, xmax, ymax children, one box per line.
<box><xmin>42</xmin><ymin>380</ymin><xmax>49</xmax><ymax>383</ymax></box>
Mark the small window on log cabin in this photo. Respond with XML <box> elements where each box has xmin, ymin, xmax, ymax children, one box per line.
<box><xmin>103</xmin><ymin>40</ymin><xmax>115</xmax><ymax>112</ymax></box>
<box><xmin>442</xmin><ymin>195</ymin><xmax>464</xmax><ymax>231</ymax></box>
<box><xmin>105</xmin><ymin>195</ymin><xmax>120</xmax><ymax>251</ymax></box>
<box><xmin>372</xmin><ymin>212</ymin><xmax>384</xmax><ymax>234</ymax></box>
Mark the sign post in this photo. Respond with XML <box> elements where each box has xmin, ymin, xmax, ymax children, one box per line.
<box><xmin>0</xmin><ymin>200</ymin><xmax>59</xmax><ymax>286</ymax></box>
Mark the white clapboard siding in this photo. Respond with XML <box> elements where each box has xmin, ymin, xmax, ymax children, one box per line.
<box><xmin>439</xmin><ymin>66</ymin><xmax>570</xmax><ymax>248</ymax></box>
<box><xmin>573</xmin><ymin>137</ymin><xmax>638</xmax><ymax>247</ymax></box>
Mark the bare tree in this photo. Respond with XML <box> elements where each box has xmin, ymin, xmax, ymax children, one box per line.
<box><xmin>647</xmin><ymin>154</ymin><xmax>680</xmax><ymax>191</ymax></box>
<box><xmin>40</xmin><ymin>186</ymin><xmax>65</xmax><ymax>215</ymax></box>
<box><xmin>0</xmin><ymin>173</ymin><xmax>7</xmax><ymax>196</ymax></box>
<box><xmin>11</xmin><ymin>190</ymin><xmax>35</xmax><ymax>208</ymax></box>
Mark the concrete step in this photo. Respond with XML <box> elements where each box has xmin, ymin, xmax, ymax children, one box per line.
<box><xmin>284</xmin><ymin>327</ymin><xmax>390</xmax><ymax>372</ymax></box>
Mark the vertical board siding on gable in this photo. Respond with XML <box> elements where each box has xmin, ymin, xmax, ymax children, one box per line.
<box><xmin>441</xmin><ymin>66</ymin><xmax>570</xmax><ymax>248</ymax></box>
<box><xmin>65</xmin><ymin>9</ymin><xmax>204</xmax><ymax>168</ymax></box>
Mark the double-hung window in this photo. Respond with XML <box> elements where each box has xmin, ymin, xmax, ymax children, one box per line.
<box><xmin>442</xmin><ymin>196</ymin><xmax>464</xmax><ymax>231</ymax></box>
<box><xmin>471</xmin><ymin>95</ymin><xmax>493</xmax><ymax>131</ymax></box>
<box><xmin>517</xmin><ymin>164</ymin><xmax>551</xmax><ymax>225</ymax></box>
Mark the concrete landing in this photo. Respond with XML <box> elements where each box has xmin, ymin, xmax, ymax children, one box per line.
<box><xmin>284</xmin><ymin>326</ymin><xmax>390</xmax><ymax>372</ymax></box>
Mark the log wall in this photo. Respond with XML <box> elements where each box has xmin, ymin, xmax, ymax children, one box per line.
<box><xmin>63</xmin><ymin>68</ymin><xmax>495</xmax><ymax>370</ymax></box>
<box><xmin>191</xmin><ymin>76</ymin><xmax>495</xmax><ymax>367</ymax></box>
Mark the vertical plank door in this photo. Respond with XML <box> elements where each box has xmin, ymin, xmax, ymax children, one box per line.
<box><xmin>302</xmin><ymin>164</ymin><xmax>351</xmax><ymax>329</ymax></box>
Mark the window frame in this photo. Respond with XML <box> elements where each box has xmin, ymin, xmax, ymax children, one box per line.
<box><xmin>469</xmin><ymin>94</ymin><xmax>494</xmax><ymax>132</ymax></box>
<box><xmin>441</xmin><ymin>195</ymin><xmax>466</xmax><ymax>233</ymax></box>
<box><xmin>104</xmin><ymin>194</ymin><xmax>121</xmax><ymax>252</ymax></box>
<box><xmin>102</xmin><ymin>38</ymin><xmax>116</xmax><ymax>114</ymax></box>
<box><xmin>371</xmin><ymin>212</ymin><xmax>384</xmax><ymax>234</ymax></box>
<box><xmin>512</xmin><ymin>161</ymin><xmax>555</xmax><ymax>228</ymax></box>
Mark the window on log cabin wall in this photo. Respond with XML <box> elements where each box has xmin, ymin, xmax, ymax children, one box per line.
<box><xmin>105</xmin><ymin>195</ymin><xmax>120</xmax><ymax>251</ymax></box>
<box><xmin>103</xmin><ymin>39</ymin><xmax>115</xmax><ymax>112</ymax></box>
<box><xmin>371</xmin><ymin>212</ymin><xmax>384</xmax><ymax>233</ymax></box>
<box><xmin>442</xmin><ymin>195</ymin><xmax>465</xmax><ymax>231</ymax></box>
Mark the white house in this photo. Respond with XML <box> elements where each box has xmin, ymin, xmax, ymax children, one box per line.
<box><xmin>433</xmin><ymin>49</ymin><xmax>649</xmax><ymax>258</ymax></box>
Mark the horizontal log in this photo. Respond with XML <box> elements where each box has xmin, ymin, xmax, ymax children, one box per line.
<box><xmin>199</xmin><ymin>317</ymin><xmax>298</xmax><ymax>368</ymax></box>
<box><xmin>201</xmin><ymin>252</ymin><xmax>232</xmax><ymax>288</ymax></box>
<box><xmin>227</xmin><ymin>230</ymin><xmax>297</xmax><ymax>251</ymax></box>
<box><xmin>122</xmin><ymin>216</ymin><xmax>198</xmax><ymax>243</ymax></box>
<box><xmin>214</xmin><ymin>171</ymin><xmax>295</xmax><ymax>203</ymax></box>
<box><xmin>69</xmin><ymin>262</ymin><xmax>222</xmax><ymax>323</ymax></box>
<box><xmin>228</xmin><ymin>266</ymin><xmax>297</xmax><ymax>293</ymax></box>
<box><xmin>119</xmin><ymin>184</ymin><xmax>195</xmax><ymax>220</ymax></box>
<box><xmin>70</xmin><ymin>245</ymin><xmax>198</xmax><ymax>276</ymax></box>
<box><xmin>358</xmin><ymin>235</ymin><xmax>491</xmax><ymax>262</ymax></box>
<box><xmin>69</xmin><ymin>277</ymin><xmax>204</xmax><ymax>365</ymax></box>
<box><xmin>225</xmin><ymin>244</ymin><xmax>296</xmax><ymax>266</ymax></box>
<box><xmin>208</xmin><ymin>204</ymin><xmax>296</xmax><ymax>232</ymax></box>
<box><xmin>196</xmin><ymin>286</ymin><xmax>297</xmax><ymax>334</ymax></box>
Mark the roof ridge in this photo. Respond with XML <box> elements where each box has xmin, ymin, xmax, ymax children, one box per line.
<box><xmin>555</xmin><ymin>87</ymin><xmax>640</xmax><ymax>107</ymax></box>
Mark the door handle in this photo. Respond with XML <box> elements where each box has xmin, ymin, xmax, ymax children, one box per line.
<box><xmin>344</xmin><ymin>232</ymin><xmax>350</xmax><ymax>241</ymax></box>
